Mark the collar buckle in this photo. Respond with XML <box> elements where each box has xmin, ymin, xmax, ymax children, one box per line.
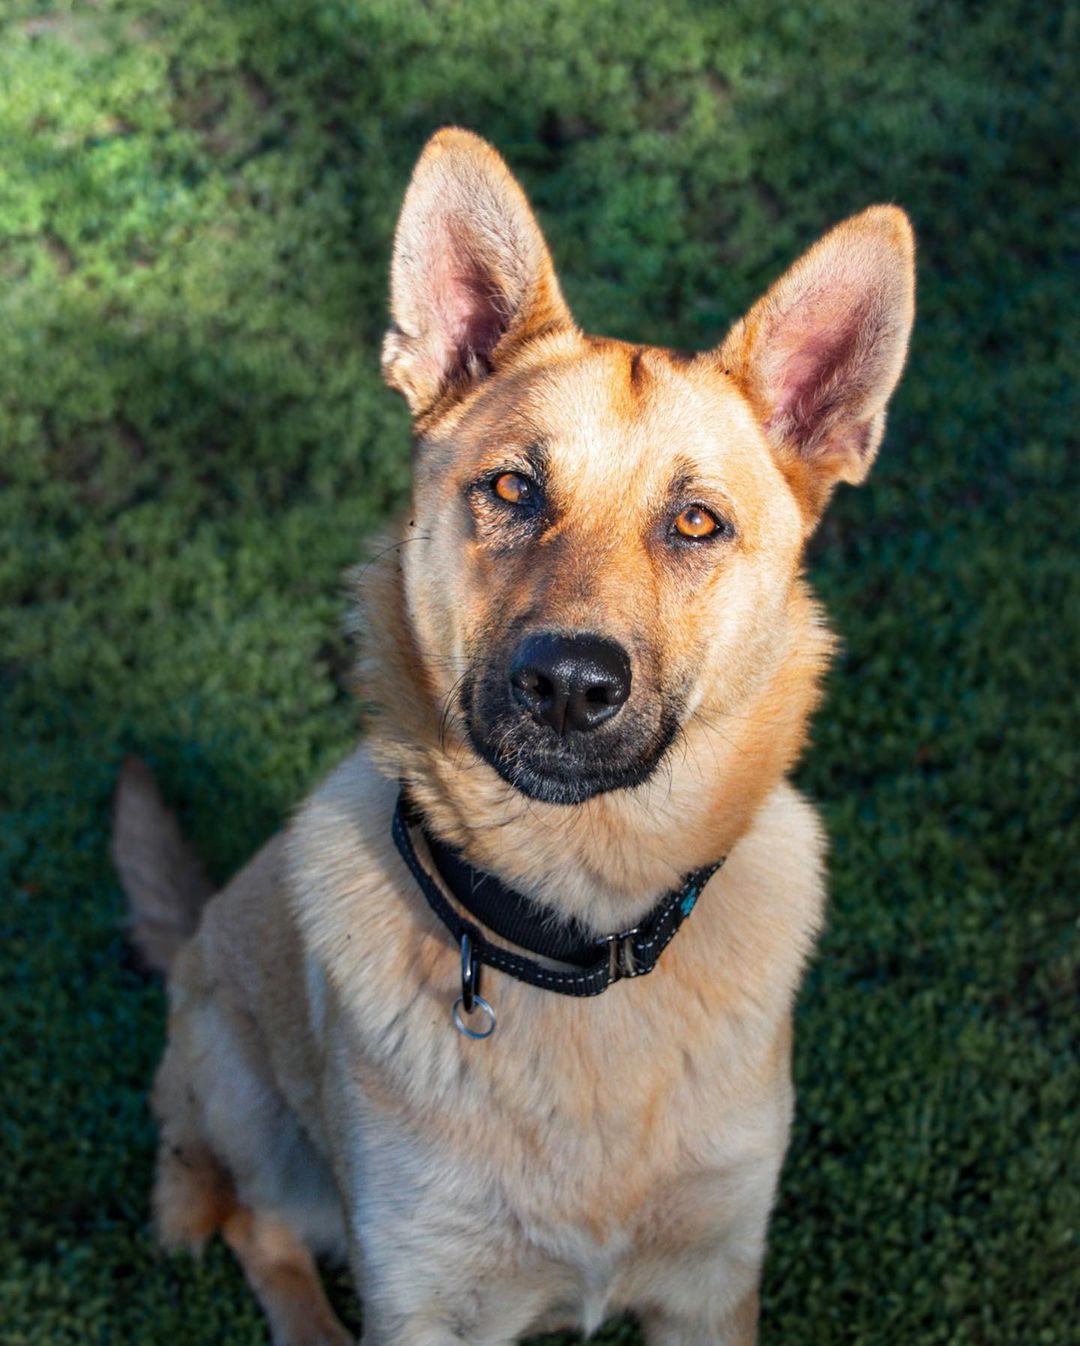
<box><xmin>597</xmin><ymin>926</ymin><xmax>640</xmax><ymax>982</ymax></box>
<box><xmin>595</xmin><ymin>923</ymin><xmax>641</xmax><ymax>945</ymax></box>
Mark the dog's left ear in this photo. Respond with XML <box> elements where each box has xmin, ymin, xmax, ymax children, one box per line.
<box><xmin>718</xmin><ymin>206</ymin><xmax>915</xmax><ymax>519</ymax></box>
<box><xmin>382</xmin><ymin>127</ymin><xmax>573</xmax><ymax>416</ymax></box>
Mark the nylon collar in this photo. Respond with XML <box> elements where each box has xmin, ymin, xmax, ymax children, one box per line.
<box><xmin>392</xmin><ymin>790</ymin><xmax>724</xmax><ymax>1000</ymax></box>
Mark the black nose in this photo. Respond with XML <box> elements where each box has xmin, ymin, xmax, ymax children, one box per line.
<box><xmin>509</xmin><ymin>633</ymin><xmax>632</xmax><ymax>735</ymax></box>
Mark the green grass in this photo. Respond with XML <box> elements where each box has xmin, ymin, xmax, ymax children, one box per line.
<box><xmin>1</xmin><ymin>1</ymin><xmax>1076</xmax><ymax>1342</ymax></box>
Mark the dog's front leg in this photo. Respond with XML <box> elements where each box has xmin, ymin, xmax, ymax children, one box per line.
<box><xmin>356</xmin><ymin>1309</ymin><xmax>518</xmax><ymax>1346</ymax></box>
<box><xmin>353</xmin><ymin>1259</ymin><xmax>549</xmax><ymax>1346</ymax></box>
<box><xmin>330</xmin><ymin>1121</ymin><xmax>553</xmax><ymax>1346</ymax></box>
<box><xmin>349</xmin><ymin>1222</ymin><xmax>556</xmax><ymax>1346</ymax></box>
<box><xmin>638</xmin><ymin>1288</ymin><xmax>759</xmax><ymax>1346</ymax></box>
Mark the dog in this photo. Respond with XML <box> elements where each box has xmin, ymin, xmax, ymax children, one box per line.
<box><xmin>113</xmin><ymin>127</ymin><xmax>914</xmax><ymax>1345</ymax></box>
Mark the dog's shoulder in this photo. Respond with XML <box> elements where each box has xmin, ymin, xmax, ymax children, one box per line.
<box><xmin>721</xmin><ymin>779</ymin><xmax>828</xmax><ymax>955</ymax></box>
<box><xmin>669</xmin><ymin>781</ymin><xmax>828</xmax><ymax>1032</ymax></box>
<box><xmin>286</xmin><ymin>744</ymin><xmax>401</xmax><ymax>930</ymax></box>
<box><xmin>728</xmin><ymin>780</ymin><xmax>827</xmax><ymax>906</ymax></box>
<box><xmin>284</xmin><ymin>746</ymin><xmax>433</xmax><ymax>1011</ymax></box>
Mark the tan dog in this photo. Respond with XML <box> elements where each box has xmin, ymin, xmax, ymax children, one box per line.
<box><xmin>113</xmin><ymin>128</ymin><xmax>914</xmax><ymax>1346</ymax></box>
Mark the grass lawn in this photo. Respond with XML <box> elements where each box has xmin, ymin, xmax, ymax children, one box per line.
<box><xmin>1</xmin><ymin>1</ymin><xmax>1076</xmax><ymax>1342</ymax></box>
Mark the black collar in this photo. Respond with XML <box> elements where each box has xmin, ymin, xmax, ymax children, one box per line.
<box><xmin>392</xmin><ymin>790</ymin><xmax>724</xmax><ymax>1002</ymax></box>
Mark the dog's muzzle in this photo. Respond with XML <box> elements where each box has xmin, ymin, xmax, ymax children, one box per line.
<box><xmin>463</xmin><ymin>628</ymin><xmax>678</xmax><ymax>805</ymax></box>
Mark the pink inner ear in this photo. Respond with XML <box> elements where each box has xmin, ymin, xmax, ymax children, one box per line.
<box><xmin>427</xmin><ymin>233</ymin><xmax>509</xmax><ymax>382</ymax></box>
<box><xmin>768</xmin><ymin>288</ymin><xmax>872</xmax><ymax>449</ymax></box>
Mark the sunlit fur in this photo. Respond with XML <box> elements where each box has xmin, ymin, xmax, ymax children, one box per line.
<box><xmin>119</xmin><ymin>128</ymin><xmax>914</xmax><ymax>1346</ymax></box>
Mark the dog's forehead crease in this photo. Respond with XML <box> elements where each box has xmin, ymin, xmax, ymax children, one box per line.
<box><xmin>468</xmin><ymin>343</ymin><xmax>766</xmax><ymax>491</ymax></box>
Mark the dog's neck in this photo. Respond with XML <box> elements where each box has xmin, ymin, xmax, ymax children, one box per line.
<box><xmin>359</xmin><ymin>550</ymin><xmax>831</xmax><ymax>935</ymax></box>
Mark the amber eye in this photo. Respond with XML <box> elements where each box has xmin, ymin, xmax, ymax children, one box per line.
<box><xmin>492</xmin><ymin>471</ymin><xmax>533</xmax><ymax>505</ymax></box>
<box><xmin>673</xmin><ymin>505</ymin><xmax>720</xmax><ymax>540</ymax></box>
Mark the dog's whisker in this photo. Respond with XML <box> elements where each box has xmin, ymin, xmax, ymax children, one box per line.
<box><xmin>686</xmin><ymin>708</ymin><xmax>753</xmax><ymax>759</ymax></box>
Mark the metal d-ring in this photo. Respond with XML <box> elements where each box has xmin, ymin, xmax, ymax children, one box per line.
<box><xmin>460</xmin><ymin>931</ymin><xmax>479</xmax><ymax>1013</ymax></box>
<box><xmin>452</xmin><ymin>994</ymin><xmax>496</xmax><ymax>1040</ymax></box>
<box><xmin>453</xmin><ymin>933</ymin><xmax>495</xmax><ymax>1038</ymax></box>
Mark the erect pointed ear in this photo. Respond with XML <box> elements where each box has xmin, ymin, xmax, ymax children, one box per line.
<box><xmin>382</xmin><ymin>127</ymin><xmax>573</xmax><ymax>417</ymax></box>
<box><xmin>718</xmin><ymin>206</ymin><xmax>915</xmax><ymax>518</ymax></box>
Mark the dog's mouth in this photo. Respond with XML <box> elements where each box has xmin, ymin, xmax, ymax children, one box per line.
<box><xmin>461</xmin><ymin>672</ymin><xmax>681</xmax><ymax>805</ymax></box>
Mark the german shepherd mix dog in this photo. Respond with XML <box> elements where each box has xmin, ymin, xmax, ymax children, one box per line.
<box><xmin>114</xmin><ymin>129</ymin><xmax>914</xmax><ymax>1345</ymax></box>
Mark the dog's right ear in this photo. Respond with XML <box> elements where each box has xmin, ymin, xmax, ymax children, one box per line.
<box><xmin>382</xmin><ymin>128</ymin><xmax>573</xmax><ymax>417</ymax></box>
<box><xmin>717</xmin><ymin>206</ymin><xmax>915</xmax><ymax>523</ymax></box>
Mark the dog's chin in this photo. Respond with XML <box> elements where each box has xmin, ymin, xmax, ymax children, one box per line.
<box><xmin>465</xmin><ymin>718</ymin><xmax>679</xmax><ymax>806</ymax></box>
<box><xmin>485</xmin><ymin>754</ymin><xmax>655</xmax><ymax>805</ymax></box>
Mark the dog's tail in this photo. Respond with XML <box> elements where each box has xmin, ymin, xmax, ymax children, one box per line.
<box><xmin>111</xmin><ymin>756</ymin><xmax>215</xmax><ymax>976</ymax></box>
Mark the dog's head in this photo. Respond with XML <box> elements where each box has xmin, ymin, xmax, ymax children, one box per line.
<box><xmin>379</xmin><ymin>129</ymin><xmax>914</xmax><ymax>807</ymax></box>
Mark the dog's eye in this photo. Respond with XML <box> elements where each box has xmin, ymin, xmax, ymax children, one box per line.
<box><xmin>672</xmin><ymin>505</ymin><xmax>722</xmax><ymax>540</ymax></box>
<box><xmin>492</xmin><ymin>472</ymin><xmax>533</xmax><ymax>506</ymax></box>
